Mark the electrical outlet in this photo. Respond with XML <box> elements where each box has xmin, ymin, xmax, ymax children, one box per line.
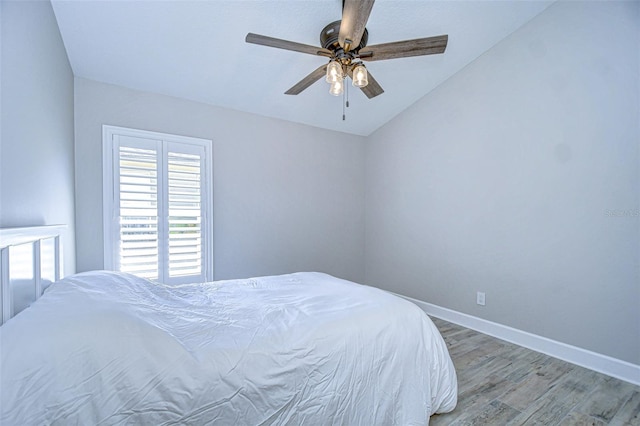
<box><xmin>476</xmin><ymin>292</ymin><xmax>486</xmax><ymax>306</ymax></box>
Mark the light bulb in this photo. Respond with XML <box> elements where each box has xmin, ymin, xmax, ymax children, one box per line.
<box><xmin>352</xmin><ymin>64</ymin><xmax>368</xmax><ymax>88</ymax></box>
<box><xmin>329</xmin><ymin>78</ymin><xmax>344</xmax><ymax>96</ymax></box>
<box><xmin>326</xmin><ymin>61</ymin><xmax>343</xmax><ymax>83</ymax></box>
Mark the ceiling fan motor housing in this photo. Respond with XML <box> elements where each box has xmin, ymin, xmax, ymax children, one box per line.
<box><xmin>320</xmin><ymin>20</ymin><xmax>368</xmax><ymax>53</ymax></box>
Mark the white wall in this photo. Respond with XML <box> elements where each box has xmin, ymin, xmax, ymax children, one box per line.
<box><xmin>74</xmin><ymin>78</ymin><xmax>366</xmax><ymax>282</ymax></box>
<box><xmin>365</xmin><ymin>1</ymin><xmax>639</xmax><ymax>365</ymax></box>
<box><xmin>0</xmin><ymin>0</ymin><xmax>76</xmax><ymax>275</ymax></box>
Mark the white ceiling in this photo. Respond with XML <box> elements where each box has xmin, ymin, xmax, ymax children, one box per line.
<box><xmin>51</xmin><ymin>0</ymin><xmax>553</xmax><ymax>136</ymax></box>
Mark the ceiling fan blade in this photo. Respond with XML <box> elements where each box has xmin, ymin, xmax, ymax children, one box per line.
<box><xmin>359</xmin><ymin>35</ymin><xmax>448</xmax><ymax>61</ymax></box>
<box><xmin>285</xmin><ymin>64</ymin><xmax>328</xmax><ymax>95</ymax></box>
<box><xmin>359</xmin><ymin>71</ymin><xmax>384</xmax><ymax>99</ymax></box>
<box><xmin>338</xmin><ymin>0</ymin><xmax>375</xmax><ymax>51</ymax></box>
<box><xmin>347</xmin><ymin>67</ymin><xmax>384</xmax><ymax>99</ymax></box>
<box><xmin>246</xmin><ymin>33</ymin><xmax>333</xmax><ymax>58</ymax></box>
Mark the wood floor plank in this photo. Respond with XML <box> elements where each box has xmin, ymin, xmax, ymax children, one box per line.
<box><xmin>457</xmin><ymin>373</ymin><xmax>513</xmax><ymax>403</ymax></box>
<box><xmin>447</xmin><ymin>332</ymin><xmax>493</xmax><ymax>358</ymax></box>
<box><xmin>460</xmin><ymin>400</ymin><xmax>521</xmax><ymax>425</ymax></box>
<box><xmin>503</xmin><ymin>351</ymin><xmax>563</xmax><ymax>384</ymax></box>
<box><xmin>575</xmin><ymin>377</ymin><xmax>639</xmax><ymax>422</ymax></box>
<box><xmin>557</xmin><ymin>411</ymin><xmax>607</xmax><ymax>425</ymax></box>
<box><xmin>499</xmin><ymin>358</ymin><xmax>575</xmax><ymax>411</ymax></box>
<box><xmin>456</xmin><ymin>351</ymin><xmax>520</xmax><ymax>386</ymax></box>
<box><xmin>508</xmin><ymin>367</ymin><xmax>607</xmax><ymax>425</ymax></box>
<box><xmin>453</xmin><ymin>338</ymin><xmax>511</xmax><ymax>371</ymax></box>
<box><xmin>608</xmin><ymin>390</ymin><xmax>640</xmax><ymax>425</ymax></box>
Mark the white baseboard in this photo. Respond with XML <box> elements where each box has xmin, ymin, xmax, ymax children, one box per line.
<box><xmin>395</xmin><ymin>293</ymin><xmax>640</xmax><ymax>387</ymax></box>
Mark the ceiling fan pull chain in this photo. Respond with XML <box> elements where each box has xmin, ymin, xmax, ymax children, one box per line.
<box><xmin>342</xmin><ymin>83</ymin><xmax>346</xmax><ymax>121</ymax></box>
<box><xmin>346</xmin><ymin>82</ymin><xmax>350</xmax><ymax>108</ymax></box>
<box><xmin>342</xmin><ymin>81</ymin><xmax>351</xmax><ymax>121</ymax></box>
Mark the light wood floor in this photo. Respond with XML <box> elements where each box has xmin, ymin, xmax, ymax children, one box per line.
<box><xmin>428</xmin><ymin>317</ymin><xmax>640</xmax><ymax>426</ymax></box>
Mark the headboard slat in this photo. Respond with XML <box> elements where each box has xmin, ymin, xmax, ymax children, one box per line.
<box><xmin>0</xmin><ymin>225</ymin><xmax>66</xmax><ymax>325</ymax></box>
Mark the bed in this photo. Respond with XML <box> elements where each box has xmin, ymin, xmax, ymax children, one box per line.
<box><xmin>0</xmin><ymin>229</ymin><xmax>457</xmax><ymax>425</ymax></box>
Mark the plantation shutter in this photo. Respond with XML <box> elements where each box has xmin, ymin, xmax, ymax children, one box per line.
<box><xmin>166</xmin><ymin>144</ymin><xmax>204</xmax><ymax>279</ymax></box>
<box><xmin>105</xmin><ymin>128</ymin><xmax>212</xmax><ymax>284</ymax></box>
<box><xmin>118</xmin><ymin>142</ymin><xmax>160</xmax><ymax>280</ymax></box>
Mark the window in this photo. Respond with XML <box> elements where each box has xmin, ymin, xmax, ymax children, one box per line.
<box><xmin>103</xmin><ymin>126</ymin><xmax>213</xmax><ymax>284</ymax></box>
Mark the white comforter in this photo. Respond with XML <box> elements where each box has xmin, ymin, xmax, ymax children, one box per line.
<box><xmin>1</xmin><ymin>271</ymin><xmax>456</xmax><ymax>425</ymax></box>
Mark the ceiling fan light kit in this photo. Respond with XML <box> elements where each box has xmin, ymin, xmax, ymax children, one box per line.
<box><xmin>245</xmin><ymin>0</ymin><xmax>448</xmax><ymax>102</ymax></box>
<box><xmin>325</xmin><ymin>59</ymin><xmax>368</xmax><ymax>95</ymax></box>
<box><xmin>326</xmin><ymin>60</ymin><xmax>343</xmax><ymax>83</ymax></box>
<box><xmin>351</xmin><ymin>64</ymin><xmax>368</xmax><ymax>88</ymax></box>
<box><xmin>329</xmin><ymin>77</ymin><xmax>345</xmax><ymax>96</ymax></box>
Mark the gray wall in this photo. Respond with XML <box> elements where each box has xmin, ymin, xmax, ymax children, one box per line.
<box><xmin>365</xmin><ymin>1</ymin><xmax>639</xmax><ymax>364</ymax></box>
<box><xmin>4</xmin><ymin>0</ymin><xmax>637</xmax><ymax>367</ymax></box>
<box><xmin>1</xmin><ymin>0</ymin><xmax>76</xmax><ymax>275</ymax></box>
<box><xmin>74</xmin><ymin>78</ymin><xmax>366</xmax><ymax>283</ymax></box>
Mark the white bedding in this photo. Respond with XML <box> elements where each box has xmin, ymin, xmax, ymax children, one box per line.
<box><xmin>0</xmin><ymin>271</ymin><xmax>456</xmax><ymax>425</ymax></box>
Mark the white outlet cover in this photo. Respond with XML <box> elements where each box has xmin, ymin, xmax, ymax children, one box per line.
<box><xmin>477</xmin><ymin>292</ymin><xmax>486</xmax><ymax>306</ymax></box>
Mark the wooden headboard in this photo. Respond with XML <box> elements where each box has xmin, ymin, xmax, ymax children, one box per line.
<box><xmin>0</xmin><ymin>225</ymin><xmax>66</xmax><ymax>325</ymax></box>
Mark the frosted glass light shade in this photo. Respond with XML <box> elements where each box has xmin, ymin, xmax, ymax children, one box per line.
<box><xmin>326</xmin><ymin>61</ymin><xmax>343</xmax><ymax>83</ymax></box>
<box><xmin>329</xmin><ymin>78</ymin><xmax>344</xmax><ymax>96</ymax></box>
<box><xmin>352</xmin><ymin>64</ymin><xmax>368</xmax><ymax>88</ymax></box>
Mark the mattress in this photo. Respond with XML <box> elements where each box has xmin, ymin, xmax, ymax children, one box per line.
<box><xmin>0</xmin><ymin>271</ymin><xmax>456</xmax><ymax>425</ymax></box>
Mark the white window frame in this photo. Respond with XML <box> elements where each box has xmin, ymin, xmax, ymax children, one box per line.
<box><xmin>102</xmin><ymin>125</ymin><xmax>214</xmax><ymax>283</ymax></box>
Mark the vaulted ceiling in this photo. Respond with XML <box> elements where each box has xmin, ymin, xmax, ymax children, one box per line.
<box><xmin>51</xmin><ymin>0</ymin><xmax>553</xmax><ymax>136</ymax></box>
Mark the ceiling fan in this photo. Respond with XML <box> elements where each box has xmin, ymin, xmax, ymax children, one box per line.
<box><xmin>245</xmin><ymin>0</ymin><xmax>448</xmax><ymax>99</ymax></box>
